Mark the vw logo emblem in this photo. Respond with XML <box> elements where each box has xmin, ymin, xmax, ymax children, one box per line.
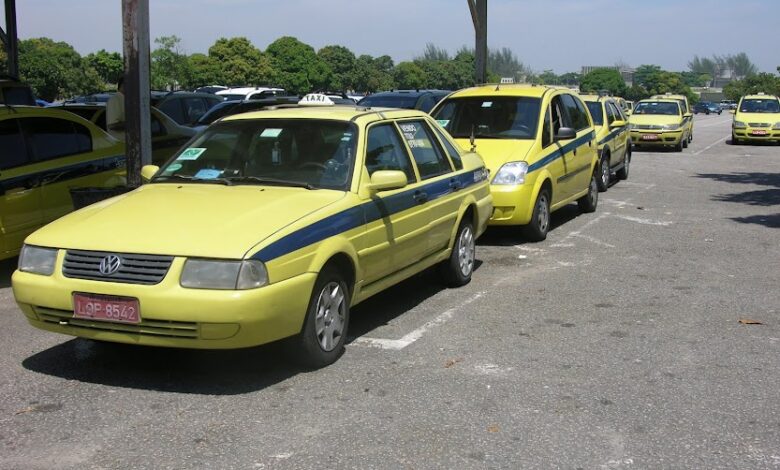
<box><xmin>99</xmin><ymin>255</ymin><xmax>122</xmax><ymax>275</ymax></box>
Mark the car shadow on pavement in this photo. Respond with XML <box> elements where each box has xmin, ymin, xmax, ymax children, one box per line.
<box><xmin>731</xmin><ymin>214</ymin><xmax>780</xmax><ymax>229</ymax></box>
<box><xmin>477</xmin><ymin>204</ymin><xmax>582</xmax><ymax>247</ymax></box>
<box><xmin>0</xmin><ymin>258</ymin><xmax>16</xmax><ymax>289</ymax></box>
<box><xmin>694</xmin><ymin>171</ymin><xmax>780</xmax><ymax>207</ymax></box>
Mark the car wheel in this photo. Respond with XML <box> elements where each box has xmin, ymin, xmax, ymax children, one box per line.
<box><xmin>577</xmin><ymin>171</ymin><xmax>598</xmax><ymax>213</ymax></box>
<box><xmin>523</xmin><ymin>188</ymin><xmax>551</xmax><ymax>242</ymax></box>
<box><xmin>597</xmin><ymin>153</ymin><xmax>610</xmax><ymax>192</ymax></box>
<box><xmin>616</xmin><ymin>147</ymin><xmax>630</xmax><ymax>181</ymax></box>
<box><xmin>290</xmin><ymin>265</ymin><xmax>350</xmax><ymax>368</ymax></box>
<box><xmin>688</xmin><ymin>132</ymin><xmax>693</xmax><ymax>143</ymax></box>
<box><xmin>440</xmin><ymin>217</ymin><xmax>475</xmax><ymax>287</ymax></box>
<box><xmin>682</xmin><ymin>136</ymin><xmax>689</xmax><ymax>148</ymax></box>
<box><xmin>674</xmin><ymin>140</ymin><xmax>684</xmax><ymax>152</ymax></box>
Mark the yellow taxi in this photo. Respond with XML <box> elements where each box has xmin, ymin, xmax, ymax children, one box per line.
<box><xmin>12</xmin><ymin>96</ymin><xmax>492</xmax><ymax>368</ymax></box>
<box><xmin>652</xmin><ymin>93</ymin><xmax>693</xmax><ymax>144</ymax></box>
<box><xmin>628</xmin><ymin>99</ymin><xmax>689</xmax><ymax>151</ymax></box>
<box><xmin>431</xmin><ymin>84</ymin><xmax>599</xmax><ymax>241</ymax></box>
<box><xmin>731</xmin><ymin>93</ymin><xmax>780</xmax><ymax>144</ymax></box>
<box><xmin>1</xmin><ymin>106</ymin><xmax>125</xmax><ymax>261</ymax></box>
<box><xmin>581</xmin><ymin>94</ymin><xmax>631</xmax><ymax>191</ymax></box>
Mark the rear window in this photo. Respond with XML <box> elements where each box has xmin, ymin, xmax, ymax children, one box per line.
<box><xmin>431</xmin><ymin>96</ymin><xmax>541</xmax><ymax>140</ymax></box>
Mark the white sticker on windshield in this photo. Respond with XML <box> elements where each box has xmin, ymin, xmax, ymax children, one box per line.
<box><xmin>178</xmin><ymin>148</ymin><xmax>206</xmax><ymax>160</ymax></box>
<box><xmin>437</xmin><ymin>119</ymin><xmax>450</xmax><ymax>127</ymax></box>
<box><xmin>341</xmin><ymin>132</ymin><xmax>353</xmax><ymax>142</ymax></box>
<box><xmin>481</xmin><ymin>101</ymin><xmax>493</xmax><ymax>108</ymax></box>
<box><xmin>260</xmin><ymin>128</ymin><xmax>283</xmax><ymax>138</ymax></box>
<box><xmin>166</xmin><ymin>163</ymin><xmax>183</xmax><ymax>172</ymax></box>
<box><xmin>194</xmin><ymin>169</ymin><xmax>222</xmax><ymax>180</ymax></box>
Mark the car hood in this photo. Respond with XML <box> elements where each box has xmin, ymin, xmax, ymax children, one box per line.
<box><xmin>27</xmin><ymin>184</ymin><xmax>346</xmax><ymax>259</ymax></box>
<box><xmin>629</xmin><ymin>115</ymin><xmax>682</xmax><ymax>126</ymax></box>
<box><xmin>735</xmin><ymin>112</ymin><xmax>780</xmax><ymax>124</ymax></box>
<box><xmin>452</xmin><ymin>138</ymin><xmax>533</xmax><ymax>176</ymax></box>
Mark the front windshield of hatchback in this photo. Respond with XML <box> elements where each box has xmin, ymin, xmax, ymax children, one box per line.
<box><xmin>740</xmin><ymin>99</ymin><xmax>780</xmax><ymax>113</ymax></box>
<box><xmin>585</xmin><ymin>102</ymin><xmax>604</xmax><ymax>125</ymax></box>
<box><xmin>432</xmin><ymin>96</ymin><xmax>541</xmax><ymax>139</ymax></box>
<box><xmin>632</xmin><ymin>102</ymin><xmax>680</xmax><ymax>116</ymax></box>
<box><xmin>154</xmin><ymin>119</ymin><xmax>357</xmax><ymax>191</ymax></box>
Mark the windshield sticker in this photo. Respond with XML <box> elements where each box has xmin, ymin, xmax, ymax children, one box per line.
<box><xmin>260</xmin><ymin>128</ymin><xmax>283</xmax><ymax>138</ymax></box>
<box><xmin>341</xmin><ymin>132</ymin><xmax>353</xmax><ymax>142</ymax></box>
<box><xmin>178</xmin><ymin>148</ymin><xmax>206</xmax><ymax>160</ymax></box>
<box><xmin>194</xmin><ymin>169</ymin><xmax>222</xmax><ymax>180</ymax></box>
<box><xmin>436</xmin><ymin>119</ymin><xmax>450</xmax><ymax>127</ymax></box>
<box><xmin>166</xmin><ymin>163</ymin><xmax>183</xmax><ymax>173</ymax></box>
<box><xmin>481</xmin><ymin>101</ymin><xmax>493</xmax><ymax>108</ymax></box>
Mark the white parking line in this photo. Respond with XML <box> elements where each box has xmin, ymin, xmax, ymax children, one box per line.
<box><xmin>693</xmin><ymin>135</ymin><xmax>730</xmax><ymax>156</ymax></box>
<box><xmin>612</xmin><ymin>214</ymin><xmax>672</xmax><ymax>226</ymax></box>
<box><xmin>351</xmin><ymin>292</ymin><xmax>485</xmax><ymax>350</ymax></box>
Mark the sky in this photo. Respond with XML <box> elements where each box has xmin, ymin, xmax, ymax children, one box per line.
<box><xmin>4</xmin><ymin>0</ymin><xmax>779</xmax><ymax>74</ymax></box>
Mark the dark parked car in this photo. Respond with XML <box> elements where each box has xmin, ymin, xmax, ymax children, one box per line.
<box><xmin>151</xmin><ymin>91</ymin><xmax>224</xmax><ymax>126</ymax></box>
<box><xmin>191</xmin><ymin>96</ymin><xmax>301</xmax><ymax>131</ymax></box>
<box><xmin>357</xmin><ymin>89</ymin><xmax>450</xmax><ymax>113</ymax></box>
<box><xmin>0</xmin><ymin>75</ymin><xmax>36</xmax><ymax>106</ymax></box>
<box><xmin>693</xmin><ymin>102</ymin><xmax>722</xmax><ymax>115</ymax></box>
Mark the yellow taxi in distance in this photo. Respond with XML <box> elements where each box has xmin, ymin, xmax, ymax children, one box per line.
<box><xmin>1</xmin><ymin>106</ymin><xmax>125</xmax><ymax>261</ymax></box>
<box><xmin>431</xmin><ymin>84</ymin><xmax>599</xmax><ymax>241</ymax></box>
<box><xmin>652</xmin><ymin>93</ymin><xmax>694</xmax><ymax>143</ymax></box>
<box><xmin>731</xmin><ymin>93</ymin><xmax>780</xmax><ymax>144</ymax></box>
<box><xmin>13</xmin><ymin>98</ymin><xmax>492</xmax><ymax>368</ymax></box>
<box><xmin>581</xmin><ymin>95</ymin><xmax>631</xmax><ymax>191</ymax></box>
<box><xmin>628</xmin><ymin>99</ymin><xmax>689</xmax><ymax>151</ymax></box>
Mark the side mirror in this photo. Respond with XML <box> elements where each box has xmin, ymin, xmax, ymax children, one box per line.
<box><xmin>554</xmin><ymin>127</ymin><xmax>576</xmax><ymax>141</ymax></box>
<box><xmin>610</xmin><ymin>120</ymin><xmax>626</xmax><ymax>128</ymax></box>
<box><xmin>366</xmin><ymin>170</ymin><xmax>408</xmax><ymax>192</ymax></box>
<box><xmin>729</xmin><ymin>109</ymin><xmax>736</xmax><ymax>115</ymax></box>
<box><xmin>684</xmin><ymin>112</ymin><xmax>693</xmax><ymax>118</ymax></box>
<box><xmin>141</xmin><ymin>164</ymin><xmax>160</xmax><ymax>183</ymax></box>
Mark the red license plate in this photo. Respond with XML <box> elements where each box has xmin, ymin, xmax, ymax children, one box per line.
<box><xmin>642</xmin><ymin>134</ymin><xmax>659</xmax><ymax>141</ymax></box>
<box><xmin>751</xmin><ymin>130</ymin><xmax>768</xmax><ymax>135</ymax></box>
<box><xmin>73</xmin><ymin>293</ymin><xmax>141</xmax><ymax>324</ymax></box>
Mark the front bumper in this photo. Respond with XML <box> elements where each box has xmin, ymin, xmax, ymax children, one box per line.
<box><xmin>630</xmin><ymin>129</ymin><xmax>684</xmax><ymax>146</ymax></box>
<box><xmin>12</xmin><ymin>252</ymin><xmax>316</xmax><ymax>349</ymax></box>
<box><xmin>733</xmin><ymin>127</ymin><xmax>780</xmax><ymax>142</ymax></box>
<box><xmin>487</xmin><ymin>182</ymin><xmax>536</xmax><ymax>226</ymax></box>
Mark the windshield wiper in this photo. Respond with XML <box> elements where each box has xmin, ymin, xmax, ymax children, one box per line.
<box><xmin>152</xmin><ymin>174</ymin><xmax>231</xmax><ymax>185</ymax></box>
<box><xmin>225</xmin><ymin>176</ymin><xmax>316</xmax><ymax>190</ymax></box>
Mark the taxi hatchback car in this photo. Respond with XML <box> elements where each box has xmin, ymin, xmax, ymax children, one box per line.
<box><xmin>13</xmin><ymin>97</ymin><xmax>492</xmax><ymax>368</ymax></box>
<box><xmin>652</xmin><ymin>93</ymin><xmax>694</xmax><ymax>143</ymax></box>
<box><xmin>731</xmin><ymin>93</ymin><xmax>780</xmax><ymax>144</ymax></box>
<box><xmin>1</xmin><ymin>106</ymin><xmax>125</xmax><ymax>261</ymax></box>
<box><xmin>431</xmin><ymin>84</ymin><xmax>599</xmax><ymax>241</ymax></box>
<box><xmin>581</xmin><ymin>95</ymin><xmax>631</xmax><ymax>191</ymax></box>
<box><xmin>629</xmin><ymin>99</ymin><xmax>689</xmax><ymax>151</ymax></box>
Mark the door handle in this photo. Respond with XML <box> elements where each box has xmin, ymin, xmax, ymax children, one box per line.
<box><xmin>413</xmin><ymin>190</ymin><xmax>428</xmax><ymax>204</ymax></box>
<box><xmin>573</xmin><ymin>148</ymin><xmax>577</xmax><ymax>156</ymax></box>
<box><xmin>449</xmin><ymin>179</ymin><xmax>462</xmax><ymax>192</ymax></box>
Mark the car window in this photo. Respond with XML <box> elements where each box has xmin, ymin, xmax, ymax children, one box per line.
<box><xmin>419</xmin><ymin>95</ymin><xmax>438</xmax><ymax>112</ymax></box>
<box><xmin>151</xmin><ymin>115</ymin><xmax>166</xmax><ymax>137</ymax></box>
<box><xmin>432</xmin><ymin>97</ymin><xmax>541</xmax><ymax>140</ymax></box>
<box><xmin>365</xmin><ymin>123</ymin><xmax>416</xmax><ymax>183</ymax></box>
<box><xmin>561</xmin><ymin>94</ymin><xmax>590</xmax><ymax>131</ymax></box>
<box><xmin>158</xmin><ymin>99</ymin><xmax>185</xmax><ymax>124</ymax></box>
<box><xmin>73</xmin><ymin>122</ymin><xmax>93</xmax><ymax>153</ymax></box>
<box><xmin>397</xmin><ymin>120</ymin><xmax>452</xmax><ymax>180</ymax></box>
<box><xmin>541</xmin><ymin>106</ymin><xmax>552</xmax><ymax>147</ymax></box>
<box><xmin>431</xmin><ymin>124</ymin><xmax>463</xmax><ymax>170</ymax></box>
<box><xmin>740</xmin><ymin>99</ymin><xmax>780</xmax><ymax>113</ymax></box>
<box><xmin>605</xmin><ymin>102</ymin><xmax>617</xmax><ymax>124</ymax></box>
<box><xmin>585</xmin><ymin>102</ymin><xmax>604</xmax><ymax>126</ymax></box>
<box><xmin>633</xmin><ymin>102</ymin><xmax>680</xmax><ymax>115</ymax></box>
<box><xmin>21</xmin><ymin>117</ymin><xmax>83</xmax><ymax>162</ymax></box>
<box><xmin>550</xmin><ymin>96</ymin><xmax>571</xmax><ymax>135</ymax></box>
<box><xmin>184</xmin><ymin>98</ymin><xmax>208</xmax><ymax>124</ymax></box>
<box><xmin>610</xmin><ymin>102</ymin><xmax>626</xmax><ymax>121</ymax></box>
<box><xmin>358</xmin><ymin>95</ymin><xmax>419</xmax><ymax>109</ymax></box>
<box><xmin>0</xmin><ymin>119</ymin><xmax>28</xmax><ymax>170</ymax></box>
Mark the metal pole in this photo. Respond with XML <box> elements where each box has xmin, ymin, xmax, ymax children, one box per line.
<box><xmin>4</xmin><ymin>0</ymin><xmax>18</xmax><ymax>77</ymax></box>
<box><xmin>121</xmin><ymin>0</ymin><xmax>152</xmax><ymax>188</ymax></box>
<box><xmin>468</xmin><ymin>0</ymin><xmax>487</xmax><ymax>84</ymax></box>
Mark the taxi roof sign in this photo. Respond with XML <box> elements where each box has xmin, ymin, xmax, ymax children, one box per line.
<box><xmin>299</xmin><ymin>93</ymin><xmax>335</xmax><ymax>106</ymax></box>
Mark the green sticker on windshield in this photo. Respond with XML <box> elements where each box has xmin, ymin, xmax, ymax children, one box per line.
<box><xmin>260</xmin><ymin>128</ymin><xmax>283</xmax><ymax>138</ymax></box>
<box><xmin>436</xmin><ymin>119</ymin><xmax>450</xmax><ymax>127</ymax></box>
<box><xmin>178</xmin><ymin>148</ymin><xmax>206</xmax><ymax>160</ymax></box>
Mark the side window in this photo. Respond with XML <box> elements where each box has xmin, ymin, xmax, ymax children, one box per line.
<box><xmin>158</xmin><ymin>100</ymin><xmax>185</xmax><ymax>124</ymax></box>
<box><xmin>397</xmin><ymin>120</ymin><xmax>452</xmax><ymax>179</ymax></box>
<box><xmin>73</xmin><ymin>122</ymin><xmax>93</xmax><ymax>153</ymax></box>
<box><xmin>364</xmin><ymin>123</ymin><xmax>416</xmax><ymax>183</ymax></box>
<box><xmin>22</xmin><ymin>118</ymin><xmax>81</xmax><ymax>162</ymax></box>
<box><xmin>550</xmin><ymin>96</ymin><xmax>570</xmax><ymax>136</ymax></box>
<box><xmin>609</xmin><ymin>102</ymin><xmax>626</xmax><ymax>122</ymax></box>
<box><xmin>0</xmin><ymin>119</ymin><xmax>29</xmax><ymax>170</ymax></box>
<box><xmin>184</xmin><ymin>98</ymin><xmax>208</xmax><ymax>124</ymax></box>
<box><xmin>541</xmin><ymin>105</ymin><xmax>553</xmax><ymax>147</ymax></box>
<box><xmin>605</xmin><ymin>103</ymin><xmax>617</xmax><ymax>125</ymax></box>
<box><xmin>560</xmin><ymin>94</ymin><xmax>589</xmax><ymax>131</ymax></box>
<box><xmin>151</xmin><ymin>115</ymin><xmax>166</xmax><ymax>137</ymax></box>
<box><xmin>431</xmin><ymin>125</ymin><xmax>463</xmax><ymax>170</ymax></box>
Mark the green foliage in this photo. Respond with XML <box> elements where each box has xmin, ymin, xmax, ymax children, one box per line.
<box><xmin>633</xmin><ymin>65</ymin><xmax>662</xmax><ymax>89</ymax></box>
<box><xmin>417</xmin><ymin>43</ymin><xmax>451</xmax><ymax>62</ymax></box>
<box><xmin>352</xmin><ymin>55</ymin><xmax>394</xmax><ymax>92</ymax></box>
<box><xmin>84</xmin><ymin>49</ymin><xmax>123</xmax><ymax>85</ymax></box>
<box><xmin>318</xmin><ymin>45</ymin><xmax>356</xmax><ymax>91</ymax></box>
<box><xmin>394</xmin><ymin>62</ymin><xmax>428</xmax><ymax>89</ymax></box>
<box><xmin>723</xmin><ymin>73</ymin><xmax>780</xmax><ymax>101</ymax></box>
<box><xmin>186</xmin><ymin>53</ymin><xmax>224</xmax><ymax>88</ymax></box>
<box><xmin>151</xmin><ymin>36</ymin><xmax>191</xmax><ymax>90</ymax></box>
<box><xmin>579</xmin><ymin>68</ymin><xmax>627</xmax><ymax>96</ymax></box>
<box><xmin>209</xmin><ymin>37</ymin><xmax>273</xmax><ymax>86</ymax></box>
<box><xmin>679</xmin><ymin>71</ymin><xmax>709</xmax><ymax>88</ymax></box>
<box><xmin>266</xmin><ymin>36</ymin><xmax>330</xmax><ymax>94</ymax></box>
<box><xmin>18</xmin><ymin>38</ymin><xmax>102</xmax><ymax>101</ymax></box>
<box><xmin>689</xmin><ymin>53</ymin><xmax>758</xmax><ymax>84</ymax></box>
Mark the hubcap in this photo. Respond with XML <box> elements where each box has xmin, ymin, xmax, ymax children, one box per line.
<box><xmin>537</xmin><ymin>195</ymin><xmax>549</xmax><ymax>233</ymax></box>
<box><xmin>601</xmin><ymin>160</ymin><xmax>609</xmax><ymax>186</ymax></box>
<box><xmin>457</xmin><ymin>225</ymin><xmax>475</xmax><ymax>277</ymax></box>
<box><xmin>589</xmin><ymin>177</ymin><xmax>597</xmax><ymax>204</ymax></box>
<box><xmin>314</xmin><ymin>282</ymin><xmax>346</xmax><ymax>352</ymax></box>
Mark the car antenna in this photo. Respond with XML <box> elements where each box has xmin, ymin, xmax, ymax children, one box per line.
<box><xmin>495</xmin><ymin>83</ymin><xmax>500</xmax><ymax>91</ymax></box>
<box><xmin>470</xmin><ymin>124</ymin><xmax>477</xmax><ymax>152</ymax></box>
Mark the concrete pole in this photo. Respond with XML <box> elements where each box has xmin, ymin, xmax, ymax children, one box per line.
<box><xmin>4</xmin><ymin>0</ymin><xmax>18</xmax><ymax>77</ymax></box>
<box><xmin>121</xmin><ymin>0</ymin><xmax>152</xmax><ymax>188</ymax></box>
<box><xmin>468</xmin><ymin>0</ymin><xmax>487</xmax><ymax>84</ymax></box>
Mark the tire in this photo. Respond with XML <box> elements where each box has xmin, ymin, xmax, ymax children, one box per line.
<box><xmin>731</xmin><ymin>134</ymin><xmax>741</xmax><ymax>145</ymax></box>
<box><xmin>440</xmin><ymin>217</ymin><xmax>476</xmax><ymax>287</ymax></box>
<box><xmin>523</xmin><ymin>188</ymin><xmax>551</xmax><ymax>242</ymax></box>
<box><xmin>577</xmin><ymin>171</ymin><xmax>599</xmax><ymax>213</ymax></box>
<box><xmin>616</xmin><ymin>146</ymin><xmax>630</xmax><ymax>181</ymax></box>
<box><xmin>290</xmin><ymin>266</ymin><xmax>350</xmax><ymax>368</ymax></box>
<box><xmin>597</xmin><ymin>153</ymin><xmax>610</xmax><ymax>192</ymax></box>
<box><xmin>688</xmin><ymin>132</ymin><xmax>693</xmax><ymax>143</ymax></box>
<box><xmin>682</xmin><ymin>135</ymin><xmax>689</xmax><ymax>148</ymax></box>
<box><xmin>674</xmin><ymin>140</ymin><xmax>684</xmax><ymax>152</ymax></box>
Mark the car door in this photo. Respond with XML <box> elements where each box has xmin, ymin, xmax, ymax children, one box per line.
<box><xmin>0</xmin><ymin>118</ymin><xmax>42</xmax><ymax>258</ymax></box>
<box><xmin>560</xmin><ymin>93</ymin><xmax>596</xmax><ymax>196</ymax></box>
<box><xmin>545</xmin><ymin>94</ymin><xmax>579</xmax><ymax>201</ymax></box>
<box><xmin>606</xmin><ymin>101</ymin><xmax>628</xmax><ymax>165</ymax></box>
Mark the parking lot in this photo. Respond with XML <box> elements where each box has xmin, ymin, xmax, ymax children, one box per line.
<box><xmin>1</xmin><ymin>112</ymin><xmax>779</xmax><ymax>468</ymax></box>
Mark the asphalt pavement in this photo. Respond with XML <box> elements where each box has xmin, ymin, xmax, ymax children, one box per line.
<box><xmin>1</xmin><ymin>112</ymin><xmax>779</xmax><ymax>469</ymax></box>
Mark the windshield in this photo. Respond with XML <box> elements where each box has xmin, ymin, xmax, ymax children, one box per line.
<box><xmin>585</xmin><ymin>102</ymin><xmax>604</xmax><ymax>125</ymax></box>
<box><xmin>632</xmin><ymin>102</ymin><xmax>680</xmax><ymax>116</ymax></box>
<box><xmin>431</xmin><ymin>96</ymin><xmax>541</xmax><ymax>139</ymax></box>
<box><xmin>155</xmin><ymin>119</ymin><xmax>357</xmax><ymax>191</ymax></box>
<box><xmin>740</xmin><ymin>99</ymin><xmax>780</xmax><ymax>113</ymax></box>
<box><xmin>195</xmin><ymin>101</ymin><xmax>240</xmax><ymax>125</ymax></box>
<box><xmin>358</xmin><ymin>95</ymin><xmax>418</xmax><ymax>109</ymax></box>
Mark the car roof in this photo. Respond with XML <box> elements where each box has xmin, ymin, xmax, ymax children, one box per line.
<box><xmin>0</xmin><ymin>105</ymin><xmax>98</xmax><ymax>120</ymax></box>
<box><xmin>637</xmin><ymin>99</ymin><xmax>680</xmax><ymax>104</ymax></box>
<box><xmin>447</xmin><ymin>84</ymin><xmax>566</xmax><ymax>99</ymax></box>
<box><xmin>216</xmin><ymin>87</ymin><xmax>285</xmax><ymax>95</ymax></box>
<box><xmin>221</xmin><ymin>104</ymin><xmax>429</xmax><ymax>124</ymax></box>
<box><xmin>742</xmin><ymin>94</ymin><xmax>779</xmax><ymax>100</ymax></box>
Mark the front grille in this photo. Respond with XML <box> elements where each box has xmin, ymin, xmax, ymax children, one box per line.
<box><xmin>749</xmin><ymin>123</ymin><xmax>770</xmax><ymax>128</ymax></box>
<box><xmin>35</xmin><ymin>306</ymin><xmax>199</xmax><ymax>339</ymax></box>
<box><xmin>634</xmin><ymin>124</ymin><xmax>663</xmax><ymax>130</ymax></box>
<box><xmin>63</xmin><ymin>250</ymin><xmax>174</xmax><ymax>285</ymax></box>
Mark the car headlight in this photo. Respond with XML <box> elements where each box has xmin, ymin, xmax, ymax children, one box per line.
<box><xmin>180</xmin><ymin>259</ymin><xmax>268</xmax><ymax>290</ymax></box>
<box><xmin>492</xmin><ymin>161</ymin><xmax>528</xmax><ymax>185</ymax></box>
<box><xmin>662</xmin><ymin>123</ymin><xmax>681</xmax><ymax>131</ymax></box>
<box><xmin>18</xmin><ymin>245</ymin><xmax>58</xmax><ymax>276</ymax></box>
<box><xmin>733</xmin><ymin>121</ymin><xmax>747</xmax><ymax>129</ymax></box>
<box><xmin>773</xmin><ymin>122</ymin><xmax>780</xmax><ymax>130</ymax></box>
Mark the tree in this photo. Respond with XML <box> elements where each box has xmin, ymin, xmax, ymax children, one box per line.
<box><xmin>723</xmin><ymin>73</ymin><xmax>780</xmax><ymax>100</ymax></box>
<box><xmin>559</xmin><ymin>72</ymin><xmax>581</xmax><ymax>86</ymax></box>
<box><xmin>633</xmin><ymin>64</ymin><xmax>662</xmax><ymax>89</ymax></box>
<box><xmin>416</xmin><ymin>43</ymin><xmax>450</xmax><ymax>62</ymax></box>
<box><xmin>579</xmin><ymin>68</ymin><xmax>627</xmax><ymax>96</ymax></box>
<box><xmin>208</xmin><ymin>37</ymin><xmax>273</xmax><ymax>86</ymax></box>
<box><xmin>151</xmin><ymin>35</ymin><xmax>191</xmax><ymax>90</ymax></box>
<box><xmin>84</xmin><ymin>49</ymin><xmax>123</xmax><ymax>85</ymax></box>
<box><xmin>318</xmin><ymin>45</ymin><xmax>356</xmax><ymax>91</ymax></box>
<box><xmin>266</xmin><ymin>36</ymin><xmax>330</xmax><ymax>94</ymax></box>
<box><xmin>488</xmin><ymin>47</ymin><xmax>528</xmax><ymax>80</ymax></box>
<box><xmin>393</xmin><ymin>61</ymin><xmax>428</xmax><ymax>89</ymax></box>
<box><xmin>727</xmin><ymin>52</ymin><xmax>757</xmax><ymax>79</ymax></box>
<box><xmin>537</xmin><ymin>69</ymin><xmax>559</xmax><ymax>85</ymax></box>
<box><xmin>186</xmin><ymin>53</ymin><xmax>224</xmax><ymax>88</ymax></box>
<box><xmin>18</xmin><ymin>37</ymin><xmax>102</xmax><ymax>101</ymax></box>
<box><xmin>352</xmin><ymin>55</ymin><xmax>394</xmax><ymax>92</ymax></box>
<box><xmin>679</xmin><ymin>71</ymin><xmax>709</xmax><ymax>88</ymax></box>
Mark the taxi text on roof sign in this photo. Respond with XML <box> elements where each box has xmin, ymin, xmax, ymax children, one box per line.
<box><xmin>299</xmin><ymin>93</ymin><xmax>335</xmax><ymax>106</ymax></box>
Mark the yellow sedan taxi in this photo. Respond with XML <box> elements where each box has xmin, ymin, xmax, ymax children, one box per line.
<box><xmin>431</xmin><ymin>84</ymin><xmax>599</xmax><ymax>241</ymax></box>
<box><xmin>652</xmin><ymin>93</ymin><xmax>694</xmax><ymax>144</ymax></box>
<box><xmin>12</xmin><ymin>97</ymin><xmax>492</xmax><ymax>368</ymax></box>
<box><xmin>1</xmin><ymin>106</ymin><xmax>125</xmax><ymax>261</ymax></box>
<box><xmin>581</xmin><ymin>94</ymin><xmax>631</xmax><ymax>191</ymax></box>
<box><xmin>628</xmin><ymin>99</ymin><xmax>689</xmax><ymax>151</ymax></box>
<box><xmin>731</xmin><ymin>93</ymin><xmax>780</xmax><ymax>144</ymax></box>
